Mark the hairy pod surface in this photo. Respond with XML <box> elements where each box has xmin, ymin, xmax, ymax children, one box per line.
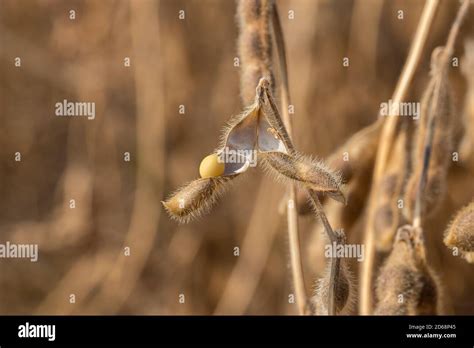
<box><xmin>261</xmin><ymin>151</ymin><xmax>345</xmax><ymax>203</ymax></box>
<box><xmin>444</xmin><ymin>201</ymin><xmax>474</xmax><ymax>263</ymax></box>
<box><xmin>237</xmin><ymin>0</ymin><xmax>274</xmax><ymax>104</ymax></box>
<box><xmin>312</xmin><ymin>229</ymin><xmax>355</xmax><ymax>315</ymax></box>
<box><xmin>374</xmin><ymin>225</ymin><xmax>441</xmax><ymax>315</ymax></box>
<box><xmin>404</xmin><ymin>47</ymin><xmax>454</xmax><ymax>222</ymax></box>
<box><xmin>162</xmin><ymin>176</ymin><xmax>235</xmax><ymax>223</ymax></box>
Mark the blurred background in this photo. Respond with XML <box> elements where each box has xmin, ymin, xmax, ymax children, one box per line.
<box><xmin>0</xmin><ymin>0</ymin><xmax>473</xmax><ymax>314</ymax></box>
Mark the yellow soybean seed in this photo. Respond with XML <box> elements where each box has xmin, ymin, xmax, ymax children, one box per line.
<box><xmin>199</xmin><ymin>153</ymin><xmax>225</xmax><ymax>178</ymax></box>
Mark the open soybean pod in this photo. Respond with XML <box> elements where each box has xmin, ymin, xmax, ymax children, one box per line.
<box><xmin>163</xmin><ymin>78</ymin><xmax>289</xmax><ymax>224</ymax></box>
<box><xmin>217</xmin><ymin>95</ymin><xmax>289</xmax><ymax>177</ymax></box>
<box><xmin>255</xmin><ymin>78</ymin><xmax>345</xmax><ymax>203</ymax></box>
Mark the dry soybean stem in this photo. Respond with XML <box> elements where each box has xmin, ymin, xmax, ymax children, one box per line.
<box><xmin>413</xmin><ymin>0</ymin><xmax>471</xmax><ymax>228</ymax></box>
<box><xmin>263</xmin><ymin>68</ymin><xmax>337</xmax><ymax>315</ymax></box>
<box><xmin>308</xmin><ymin>189</ymin><xmax>337</xmax><ymax>315</ymax></box>
<box><xmin>261</xmin><ymin>80</ymin><xmax>338</xmax><ymax>314</ymax></box>
<box><xmin>360</xmin><ymin>0</ymin><xmax>439</xmax><ymax>315</ymax></box>
<box><xmin>266</xmin><ymin>6</ymin><xmax>341</xmax><ymax>312</ymax></box>
<box><xmin>271</xmin><ymin>3</ymin><xmax>308</xmax><ymax>315</ymax></box>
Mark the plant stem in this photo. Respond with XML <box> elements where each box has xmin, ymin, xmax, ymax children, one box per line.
<box><xmin>270</xmin><ymin>3</ymin><xmax>308</xmax><ymax>315</ymax></box>
<box><xmin>259</xmin><ymin>75</ymin><xmax>339</xmax><ymax>314</ymax></box>
<box><xmin>413</xmin><ymin>0</ymin><xmax>471</xmax><ymax>228</ymax></box>
<box><xmin>308</xmin><ymin>189</ymin><xmax>337</xmax><ymax>315</ymax></box>
<box><xmin>360</xmin><ymin>0</ymin><xmax>439</xmax><ymax>315</ymax></box>
<box><xmin>260</xmin><ymin>78</ymin><xmax>339</xmax><ymax>314</ymax></box>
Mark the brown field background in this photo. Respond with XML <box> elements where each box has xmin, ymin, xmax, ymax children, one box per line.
<box><xmin>0</xmin><ymin>0</ymin><xmax>473</xmax><ymax>314</ymax></box>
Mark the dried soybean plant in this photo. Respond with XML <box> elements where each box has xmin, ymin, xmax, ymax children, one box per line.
<box><xmin>403</xmin><ymin>46</ymin><xmax>455</xmax><ymax>227</ymax></box>
<box><xmin>360</xmin><ymin>0</ymin><xmax>441</xmax><ymax>315</ymax></box>
<box><xmin>163</xmin><ymin>0</ymin><xmax>473</xmax><ymax>316</ymax></box>
<box><xmin>373</xmin><ymin>0</ymin><xmax>472</xmax><ymax>315</ymax></box>
<box><xmin>163</xmin><ymin>0</ymin><xmax>350</xmax><ymax>316</ymax></box>
<box><xmin>359</xmin><ymin>0</ymin><xmax>474</xmax><ymax>315</ymax></box>
<box><xmin>312</xmin><ymin>229</ymin><xmax>355</xmax><ymax>315</ymax></box>
<box><xmin>406</xmin><ymin>0</ymin><xmax>471</xmax><ymax>230</ymax></box>
<box><xmin>256</xmin><ymin>78</ymin><xmax>351</xmax><ymax>316</ymax></box>
<box><xmin>243</xmin><ymin>0</ymin><xmax>354</xmax><ymax>316</ymax></box>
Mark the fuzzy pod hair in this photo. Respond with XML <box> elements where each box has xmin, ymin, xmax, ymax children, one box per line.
<box><xmin>403</xmin><ymin>47</ymin><xmax>454</xmax><ymax>222</ymax></box>
<box><xmin>256</xmin><ymin>77</ymin><xmax>295</xmax><ymax>153</ymax></box>
<box><xmin>162</xmin><ymin>176</ymin><xmax>235</xmax><ymax>223</ymax></box>
<box><xmin>374</xmin><ymin>225</ymin><xmax>441</xmax><ymax>315</ymax></box>
<box><xmin>312</xmin><ymin>229</ymin><xmax>355</xmax><ymax>315</ymax></box>
<box><xmin>444</xmin><ymin>201</ymin><xmax>474</xmax><ymax>263</ymax></box>
<box><xmin>237</xmin><ymin>0</ymin><xmax>275</xmax><ymax>105</ymax></box>
<box><xmin>260</xmin><ymin>151</ymin><xmax>345</xmax><ymax>204</ymax></box>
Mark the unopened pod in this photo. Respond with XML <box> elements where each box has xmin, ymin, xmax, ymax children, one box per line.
<box><xmin>374</xmin><ymin>225</ymin><xmax>442</xmax><ymax>315</ymax></box>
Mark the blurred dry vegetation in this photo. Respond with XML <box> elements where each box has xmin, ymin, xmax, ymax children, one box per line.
<box><xmin>0</xmin><ymin>0</ymin><xmax>473</xmax><ymax>314</ymax></box>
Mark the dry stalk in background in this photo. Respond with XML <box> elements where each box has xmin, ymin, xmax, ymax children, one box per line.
<box><xmin>348</xmin><ymin>0</ymin><xmax>384</xmax><ymax>82</ymax></box>
<box><xmin>406</xmin><ymin>47</ymin><xmax>454</xmax><ymax>227</ymax></box>
<box><xmin>84</xmin><ymin>0</ymin><xmax>165</xmax><ymax>313</ymax></box>
<box><xmin>369</xmin><ymin>0</ymin><xmax>469</xmax><ymax>314</ymax></box>
<box><xmin>411</xmin><ymin>0</ymin><xmax>471</xmax><ymax>229</ymax></box>
<box><xmin>214</xmin><ymin>180</ymin><xmax>282</xmax><ymax>314</ymax></box>
<box><xmin>270</xmin><ymin>3</ymin><xmax>308</xmax><ymax>314</ymax></box>
<box><xmin>360</xmin><ymin>0</ymin><xmax>440</xmax><ymax>315</ymax></box>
